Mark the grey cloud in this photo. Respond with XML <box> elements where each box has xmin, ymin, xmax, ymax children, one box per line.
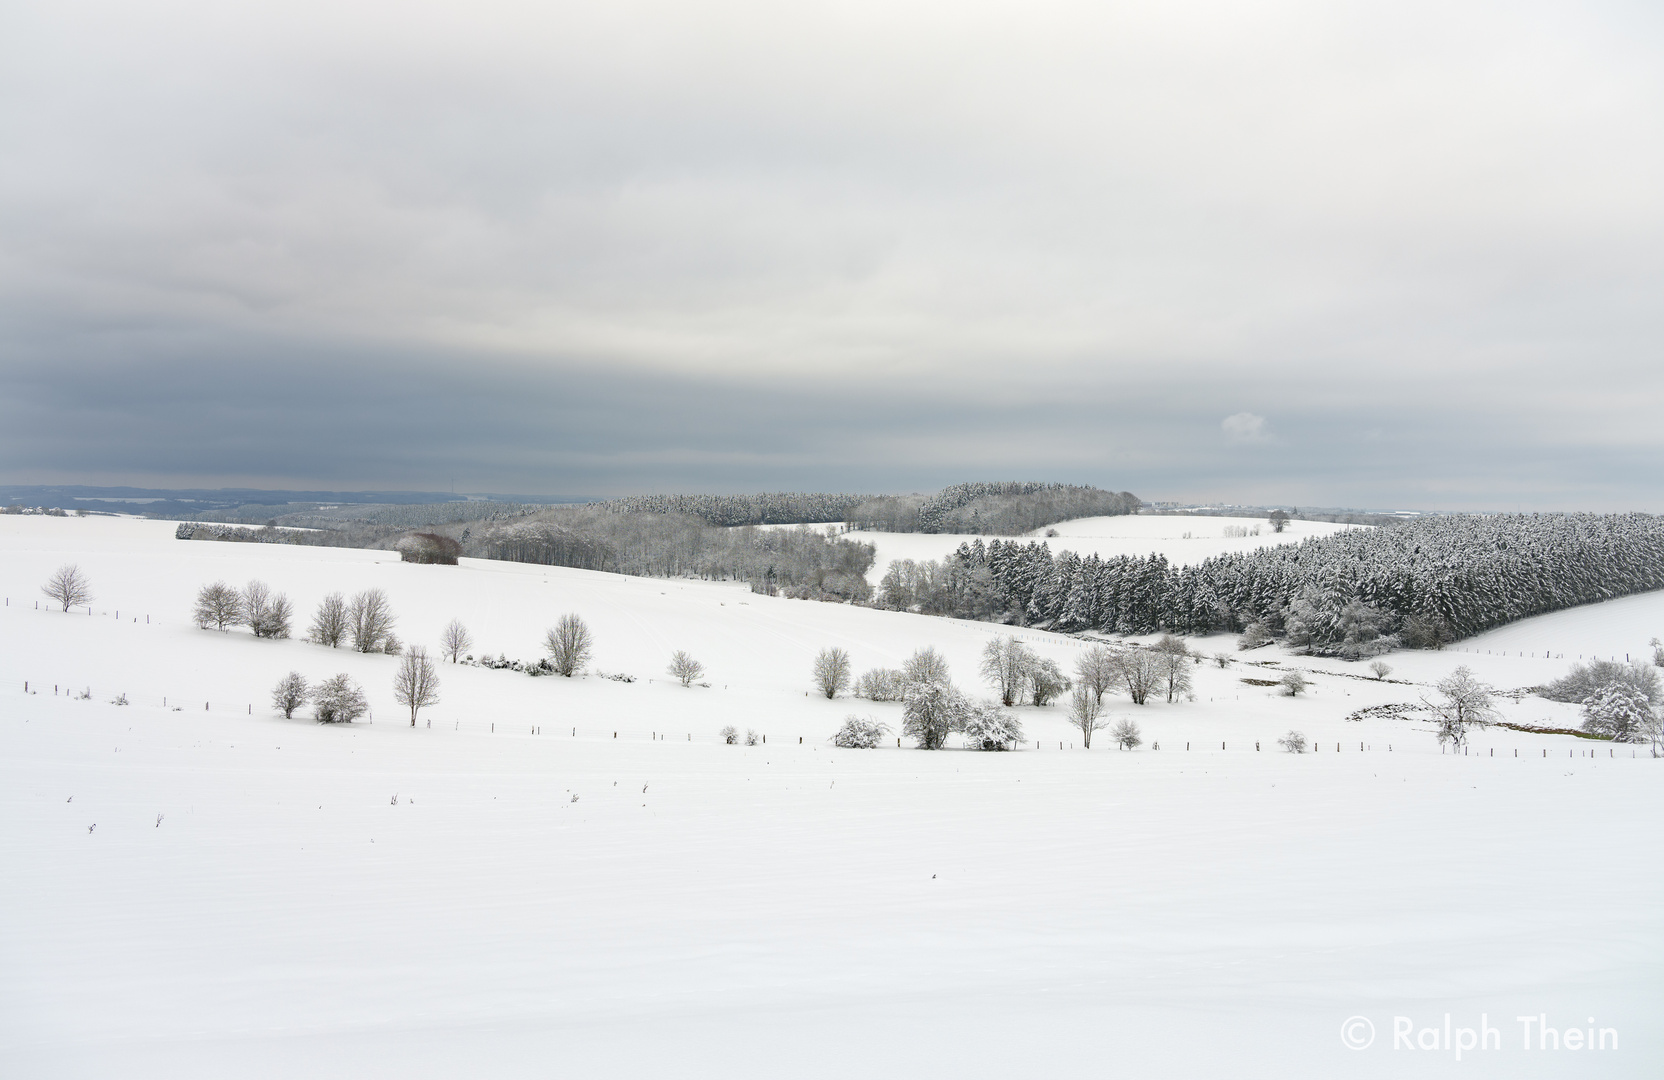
<box><xmin>2</xmin><ymin>1</ymin><xmax>1662</xmax><ymax>508</ymax></box>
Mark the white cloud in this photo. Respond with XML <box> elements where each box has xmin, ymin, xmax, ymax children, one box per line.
<box><xmin>1221</xmin><ymin>412</ymin><xmax>1271</xmax><ymax>445</ymax></box>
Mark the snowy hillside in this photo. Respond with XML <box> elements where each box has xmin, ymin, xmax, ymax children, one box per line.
<box><xmin>2</xmin><ymin>515</ymin><xmax>1660</xmax><ymax>1078</ymax></box>
<box><xmin>849</xmin><ymin>514</ymin><xmax>1359</xmax><ymax>584</ymax></box>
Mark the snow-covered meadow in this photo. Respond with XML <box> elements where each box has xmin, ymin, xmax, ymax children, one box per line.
<box><xmin>2</xmin><ymin>515</ymin><xmax>1659</xmax><ymax>1078</ymax></box>
<box><xmin>845</xmin><ymin>514</ymin><xmax>1362</xmax><ymax>584</ymax></box>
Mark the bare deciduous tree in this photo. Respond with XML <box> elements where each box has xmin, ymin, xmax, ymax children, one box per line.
<box><xmin>980</xmin><ymin>636</ymin><xmax>1035</xmax><ymax>706</ymax></box>
<box><xmin>194</xmin><ymin>581</ymin><xmax>242</xmax><ymax>630</ymax></box>
<box><xmin>243</xmin><ymin>581</ymin><xmax>293</xmax><ymax>639</ymax></box>
<box><xmin>902</xmin><ymin>679</ymin><xmax>964</xmax><ymax>750</ymax></box>
<box><xmin>668</xmin><ymin>650</ymin><xmax>704</xmax><ymax>687</ymax></box>
<box><xmin>545</xmin><ymin>613</ymin><xmax>592</xmax><ymax>676</ymax></box>
<box><xmin>1026</xmin><ymin>657</ymin><xmax>1070</xmax><ymax>705</ymax></box>
<box><xmin>1278</xmin><ymin>730</ymin><xmax>1307</xmax><ymax>753</ymax></box>
<box><xmin>348</xmin><ymin>589</ymin><xmax>396</xmax><ymax>653</ymax></box>
<box><xmin>271</xmin><ymin>671</ymin><xmax>309</xmax><ymax>719</ymax></box>
<box><xmin>902</xmin><ymin>646</ymin><xmax>950</xmax><ymax>687</ymax></box>
<box><xmin>1281</xmin><ymin>670</ymin><xmax>1309</xmax><ymax>696</ymax></box>
<box><xmin>1109</xmin><ymin>648</ymin><xmax>1161</xmax><ymax>706</ymax></box>
<box><xmin>309</xmin><ymin>592</ymin><xmax>348</xmax><ymax>648</ymax></box>
<box><xmin>393</xmin><ymin>647</ymin><xmax>441</xmax><ymax>726</ymax></box>
<box><xmin>42</xmin><ymin>563</ymin><xmax>92</xmax><ymax>612</ymax></box>
<box><xmin>1369</xmin><ymin>660</ymin><xmax>1393</xmax><ymax>680</ymax></box>
<box><xmin>812</xmin><ymin>646</ymin><xmax>852</xmax><ymax>699</ymax></box>
<box><xmin>1067</xmin><ymin>683</ymin><xmax>1108</xmax><ymax>748</ymax></box>
<box><xmin>1112</xmin><ymin>717</ymin><xmax>1143</xmax><ymax>750</ymax></box>
<box><xmin>440</xmin><ymin>618</ymin><xmax>472</xmax><ymax>663</ymax></box>
<box><xmin>1075</xmin><ymin>645</ymin><xmax>1118</xmax><ymax>704</ymax></box>
<box><xmin>1152</xmin><ymin>637</ymin><xmax>1193</xmax><ymax>702</ymax></box>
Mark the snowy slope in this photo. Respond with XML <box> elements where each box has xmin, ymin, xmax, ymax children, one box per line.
<box><xmin>852</xmin><ymin>514</ymin><xmax>1362</xmax><ymax>584</ymax></box>
<box><xmin>2</xmin><ymin>515</ymin><xmax>1660</xmax><ymax>1079</ymax></box>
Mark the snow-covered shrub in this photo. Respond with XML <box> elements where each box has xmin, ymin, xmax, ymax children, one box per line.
<box><xmin>744</xmin><ymin>728</ymin><xmax>760</xmax><ymax>746</ymax></box>
<box><xmin>312</xmin><ymin>674</ymin><xmax>369</xmax><ymax>724</ymax></box>
<box><xmin>1580</xmin><ymin>686</ymin><xmax>1653</xmax><ymax>742</ymax></box>
<box><xmin>381</xmin><ymin>634</ymin><xmax>402</xmax><ymax>655</ymax></box>
<box><xmin>111</xmin><ymin>693</ymin><xmax>129</xmax><ymax>706</ymax></box>
<box><xmin>832</xmin><ymin>715</ymin><xmax>890</xmax><ymax>748</ymax></box>
<box><xmin>271</xmin><ymin>672</ymin><xmax>309</xmax><ymax>719</ymax></box>
<box><xmin>1652</xmin><ymin>637</ymin><xmax>1664</xmax><ymax>668</ymax></box>
<box><xmin>1214</xmin><ymin>653</ymin><xmax>1233</xmax><ymax>669</ymax></box>
<box><xmin>668</xmin><ymin>650</ymin><xmax>705</xmax><ymax>687</ymax></box>
<box><xmin>855</xmin><ymin>667</ymin><xmax>907</xmax><ymax>702</ymax></box>
<box><xmin>719</xmin><ymin>725</ymin><xmax>740</xmax><ymax>745</ymax></box>
<box><xmin>1369</xmin><ymin>660</ymin><xmax>1393</xmax><ymax>680</ymax></box>
<box><xmin>901</xmin><ymin>680</ymin><xmax>963</xmax><ymax>750</ymax></box>
<box><xmin>1281</xmin><ymin>671</ymin><xmax>1308</xmax><ymax>696</ymax></box>
<box><xmin>1541</xmin><ymin>660</ymin><xmax>1660</xmax><ymax>707</ymax></box>
<box><xmin>1111</xmin><ymin>717</ymin><xmax>1142</xmax><ymax>750</ymax></box>
<box><xmin>1277</xmin><ymin>730</ymin><xmax>1307</xmax><ymax>753</ymax></box>
<box><xmin>962</xmin><ymin>703</ymin><xmax>1025</xmax><ymax>750</ymax></box>
<box><xmin>1238</xmin><ymin>623</ymin><xmax>1271</xmax><ymax>650</ymax></box>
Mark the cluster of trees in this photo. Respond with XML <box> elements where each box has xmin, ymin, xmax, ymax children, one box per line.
<box><xmin>1542</xmin><ymin>658</ymin><xmax>1664</xmax><ymax>746</ymax></box>
<box><xmin>193</xmin><ymin>580</ymin><xmax>295</xmax><ymax>638</ymax></box>
<box><xmin>845</xmin><ymin>483</ymin><xmax>1140</xmax><ymax>535</ymax></box>
<box><xmin>472</xmin><ymin>508</ymin><xmax>875</xmax><ymax>601</ymax></box>
<box><xmin>599</xmin><ymin>492</ymin><xmax>867</xmax><ymax>526</ymax></box>
<box><xmin>270</xmin><ymin>647</ymin><xmax>441</xmax><ymax>727</ymax></box>
<box><xmin>874</xmin><ymin>514</ymin><xmax>1664</xmax><ymax>657</ymax></box>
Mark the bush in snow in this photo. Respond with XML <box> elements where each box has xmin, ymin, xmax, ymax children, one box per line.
<box><xmin>901</xmin><ymin>679</ymin><xmax>970</xmax><ymax>750</ymax></box>
<box><xmin>854</xmin><ymin>667</ymin><xmax>907</xmax><ymax>702</ymax></box>
<box><xmin>812</xmin><ymin>647</ymin><xmax>852</xmax><ymax>699</ymax></box>
<box><xmin>381</xmin><ymin>634</ymin><xmax>402</xmax><ymax>655</ymax></box>
<box><xmin>1277</xmin><ymin>730</ymin><xmax>1307</xmax><ymax>753</ymax></box>
<box><xmin>744</xmin><ymin>728</ymin><xmax>760</xmax><ymax>746</ymax></box>
<box><xmin>832</xmin><ymin>715</ymin><xmax>890</xmax><ymax>748</ymax></box>
<box><xmin>719</xmin><ymin>725</ymin><xmax>740</xmax><ymax>745</ymax></box>
<box><xmin>1111</xmin><ymin>717</ymin><xmax>1143</xmax><ymax>750</ymax></box>
<box><xmin>544</xmin><ymin>613</ymin><xmax>592</xmax><ymax>676</ymax></box>
<box><xmin>1580</xmin><ymin>686</ymin><xmax>1654</xmax><ymax>742</ymax></box>
<box><xmin>1541</xmin><ymin>659</ymin><xmax>1660</xmax><ymax>708</ymax></box>
<box><xmin>42</xmin><ymin>563</ymin><xmax>93</xmax><ymax>612</ymax></box>
<box><xmin>668</xmin><ymin>650</ymin><xmax>705</xmax><ymax>687</ymax></box>
<box><xmin>348</xmin><ymin>589</ymin><xmax>397</xmax><ymax>653</ymax></box>
<box><xmin>309</xmin><ymin>592</ymin><xmax>348</xmax><ymax>648</ymax></box>
<box><xmin>1369</xmin><ymin>660</ymin><xmax>1393</xmax><ymax>680</ymax></box>
<box><xmin>1237</xmin><ymin>623</ymin><xmax>1271</xmax><ymax>650</ymax></box>
<box><xmin>312</xmin><ymin>674</ymin><xmax>369</xmax><ymax>724</ymax></box>
<box><xmin>1281</xmin><ymin>671</ymin><xmax>1308</xmax><ymax>696</ymax></box>
<box><xmin>194</xmin><ymin>581</ymin><xmax>242</xmax><ymax>630</ymax></box>
<box><xmin>1213</xmin><ymin>652</ymin><xmax>1233</xmax><ymax>669</ymax></box>
<box><xmin>1652</xmin><ymin>637</ymin><xmax>1664</xmax><ymax>668</ymax></box>
<box><xmin>962</xmin><ymin>702</ymin><xmax>1025</xmax><ymax>750</ymax></box>
<box><xmin>272</xmin><ymin>672</ymin><xmax>309</xmax><ymax>719</ymax></box>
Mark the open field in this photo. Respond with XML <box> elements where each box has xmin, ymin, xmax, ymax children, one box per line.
<box><xmin>847</xmin><ymin>514</ymin><xmax>1362</xmax><ymax>584</ymax></box>
<box><xmin>2</xmin><ymin>515</ymin><xmax>1660</xmax><ymax>1078</ymax></box>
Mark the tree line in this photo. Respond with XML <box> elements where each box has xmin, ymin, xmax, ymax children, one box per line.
<box><xmin>844</xmin><ymin>482</ymin><xmax>1140</xmax><ymax>534</ymax></box>
<box><xmin>873</xmin><ymin>513</ymin><xmax>1664</xmax><ymax>657</ymax></box>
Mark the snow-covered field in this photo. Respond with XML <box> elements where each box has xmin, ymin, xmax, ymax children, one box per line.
<box><xmin>2</xmin><ymin>515</ymin><xmax>1659</xmax><ymax>1078</ymax></box>
<box><xmin>847</xmin><ymin>514</ymin><xmax>1361</xmax><ymax>584</ymax></box>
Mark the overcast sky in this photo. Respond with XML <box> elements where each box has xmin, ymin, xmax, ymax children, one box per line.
<box><xmin>3</xmin><ymin>0</ymin><xmax>1662</xmax><ymax>508</ymax></box>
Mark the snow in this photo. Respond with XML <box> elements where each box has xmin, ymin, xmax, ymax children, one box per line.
<box><xmin>2</xmin><ymin>515</ymin><xmax>1660</xmax><ymax>1078</ymax></box>
<box><xmin>850</xmin><ymin>514</ymin><xmax>1363</xmax><ymax>584</ymax></box>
